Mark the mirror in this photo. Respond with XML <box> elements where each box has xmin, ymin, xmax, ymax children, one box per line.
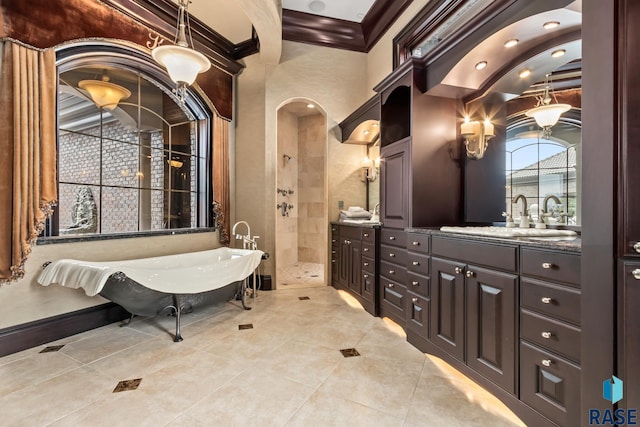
<box><xmin>366</xmin><ymin>143</ymin><xmax>380</xmax><ymax>212</ymax></box>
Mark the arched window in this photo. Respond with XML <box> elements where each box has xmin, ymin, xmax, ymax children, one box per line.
<box><xmin>47</xmin><ymin>42</ymin><xmax>212</xmax><ymax>237</ymax></box>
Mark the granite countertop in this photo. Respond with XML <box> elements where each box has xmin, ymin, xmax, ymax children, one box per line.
<box><xmin>407</xmin><ymin>227</ymin><xmax>581</xmax><ymax>253</ymax></box>
<box><xmin>331</xmin><ymin>221</ymin><xmax>382</xmax><ymax>229</ymax></box>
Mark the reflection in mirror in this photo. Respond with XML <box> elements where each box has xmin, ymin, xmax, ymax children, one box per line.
<box><xmin>506</xmin><ymin>109</ymin><xmax>581</xmax><ymax>226</ymax></box>
<box><xmin>366</xmin><ymin>142</ymin><xmax>380</xmax><ymax>212</ymax></box>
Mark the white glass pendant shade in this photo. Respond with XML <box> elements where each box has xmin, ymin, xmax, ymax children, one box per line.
<box><xmin>78</xmin><ymin>79</ymin><xmax>131</xmax><ymax>111</ymax></box>
<box><xmin>525</xmin><ymin>103</ymin><xmax>571</xmax><ymax>128</ymax></box>
<box><xmin>152</xmin><ymin>44</ymin><xmax>210</xmax><ymax>86</ymax></box>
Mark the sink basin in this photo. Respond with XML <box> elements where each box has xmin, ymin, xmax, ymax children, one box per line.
<box><xmin>439</xmin><ymin>226</ymin><xmax>577</xmax><ymax>238</ymax></box>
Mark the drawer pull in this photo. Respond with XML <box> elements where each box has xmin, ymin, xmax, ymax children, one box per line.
<box><xmin>412</xmin><ymin>297</ymin><xmax>418</xmax><ymax>303</ymax></box>
<box><xmin>388</xmin><ymin>283</ymin><xmax>395</xmax><ymax>288</ymax></box>
<box><xmin>332</xmin><ymin>239</ymin><xmax>336</xmax><ymax>243</ymax></box>
<box><xmin>541</xmin><ymin>297</ymin><xmax>553</xmax><ymax>304</ymax></box>
<box><xmin>454</xmin><ymin>267</ymin><xmax>463</xmax><ymax>274</ymax></box>
<box><xmin>412</xmin><ymin>261</ymin><xmax>420</xmax><ymax>266</ymax></box>
<box><xmin>541</xmin><ymin>331</ymin><xmax>553</xmax><ymax>339</ymax></box>
<box><xmin>634</xmin><ymin>242</ymin><xmax>640</xmax><ymax>253</ymax></box>
<box><xmin>542</xmin><ymin>262</ymin><xmax>553</xmax><ymax>269</ymax></box>
<box><xmin>633</xmin><ymin>269</ymin><xmax>640</xmax><ymax>280</ymax></box>
<box><xmin>331</xmin><ymin>250</ymin><xmax>336</xmax><ymax>254</ymax></box>
<box><xmin>466</xmin><ymin>270</ymin><xmax>475</xmax><ymax>278</ymax></box>
<box><xmin>389</xmin><ymin>253</ymin><xmax>396</xmax><ymax>258</ymax></box>
<box><xmin>363</xmin><ymin>248</ymin><xmax>369</xmax><ymax>252</ymax></box>
<box><xmin>389</xmin><ymin>270</ymin><xmax>395</xmax><ymax>275</ymax></box>
<box><xmin>364</xmin><ymin>233</ymin><xmax>369</xmax><ymax>237</ymax></box>
<box><xmin>541</xmin><ymin>359</ymin><xmax>553</xmax><ymax>367</ymax></box>
<box><xmin>363</xmin><ymin>274</ymin><xmax>369</xmax><ymax>279</ymax></box>
<box><xmin>363</xmin><ymin>262</ymin><xmax>369</xmax><ymax>267</ymax></box>
<box><xmin>389</xmin><ymin>236</ymin><xmax>396</xmax><ymax>241</ymax></box>
<box><xmin>412</xmin><ymin>281</ymin><xmax>419</xmax><ymax>286</ymax></box>
<box><xmin>412</xmin><ymin>241</ymin><xmax>420</xmax><ymax>246</ymax></box>
<box><xmin>331</xmin><ymin>228</ymin><xmax>336</xmax><ymax>232</ymax></box>
<box><xmin>331</xmin><ymin>260</ymin><xmax>336</xmax><ymax>263</ymax></box>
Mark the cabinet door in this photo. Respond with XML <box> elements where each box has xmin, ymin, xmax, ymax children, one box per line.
<box><xmin>466</xmin><ymin>266</ymin><xmax>518</xmax><ymax>394</ymax></box>
<box><xmin>619</xmin><ymin>260</ymin><xmax>640</xmax><ymax>409</ymax></box>
<box><xmin>380</xmin><ymin>138</ymin><xmax>410</xmax><ymax>228</ymax></box>
<box><xmin>348</xmin><ymin>241</ymin><xmax>362</xmax><ymax>295</ymax></box>
<box><xmin>430</xmin><ymin>257</ymin><xmax>465</xmax><ymax>361</ymax></box>
<box><xmin>339</xmin><ymin>237</ymin><xmax>350</xmax><ymax>288</ymax></box>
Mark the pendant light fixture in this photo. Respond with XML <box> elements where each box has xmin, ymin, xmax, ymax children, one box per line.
<box><xmin>152</xmin><ymin>0</ymin><xmax>211</xmax><ymax>102</ymax></box>
<box><xmin>78</xmin><ymin>72</ymin><xmax>131</xmax><ymax>111</ymax></box>
<box><xmin>525</xmin><ymin>73</ymin><xmax>571</xmax><ymax>139</ymax></box>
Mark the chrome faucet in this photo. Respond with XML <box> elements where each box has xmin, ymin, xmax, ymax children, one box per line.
<box><xmin>232</xmin><ymin>221</ymin><xmax>259</xmax><ymax>249</ymax></box>
<box><xmin>541</xmin><ymin>194</ymin><xmax>562</xmax><ymax>223</ymax></box>
<box><xmin>512</xmin><ymin>194</ymin><xmax>529</xmax><ymax>228</ymax></box>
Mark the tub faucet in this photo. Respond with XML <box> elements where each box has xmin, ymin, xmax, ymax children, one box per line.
<box><xmin>512</xmin><ymin>194</ymin><xmax>529</xmax><ymax>228</ymax></box>
<box><xmin>232</xmin><ymin>221</ymin><xmax>259</xmax><ymax>249</ymax></box>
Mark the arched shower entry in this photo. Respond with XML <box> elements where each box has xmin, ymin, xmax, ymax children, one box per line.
<box><xmin>274</xmin><ymin>99</ymin><xmax>328</xmax><ymax>289</ymax></box>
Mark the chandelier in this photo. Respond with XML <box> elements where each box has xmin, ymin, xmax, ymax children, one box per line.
<box><xmin>152</xmin><ymin>0</ymin><xmax>210</xmax><ymax>102</ymax></box>
<box><xmin>78</xmin><ymin>73</ymin><xmax>131</xmax><ymax>111</ymax></box>
<box><xmin>525</xmin><ymin>73</ymin><xmax>571</xmax><ymax>139</ymax></box>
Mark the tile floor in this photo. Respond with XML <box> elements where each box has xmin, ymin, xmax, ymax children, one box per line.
<box><xmin>277</xmin><ymin>262</ymin><xmax>324</xmax><ymax>288</ymax></box>
<box><xmin>0</xmin><ymin>286</ymin><xmax>526</xmax><ymax>427</ymax></box>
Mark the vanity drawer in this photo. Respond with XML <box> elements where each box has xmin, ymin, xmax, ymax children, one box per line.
<box><xmin>432</xmin><ymin>236</ymin><xmax>517</xmax><ymax>272</ymax></box>
<box><xmin>362</xmin><ymin>242</ymin><xmax>375</xmax><ymax>257</ymax></box>
<box><xmin>340</xmin><ymin>225</ymin><xmax>362</xmax><ymax>241</ymax></box>
<box><xmin>407</xmin><ymin>291</ymin><xmax>429</xmax><ymax>341</ymax></box>
<box><xmin>381</xmin><ymin>228</ymin><xmax>406</xmax><ymax>248</ymax></box>
<box><xmin>407</xmin><ymin>271</ymin><xmax>429</xmax><ymax>298</ymax></box>
<box><xmin>361</xmin><ymin>229</ymin><xmax>376</xmax><ymax>244</ymax></box>
<box><xmin>362</xmin><ymin>257</ymin><xmax>375</xmax><ymax>274</ymax></box>
<box><xmin>381</xmin><ymin>260</ymin><xmax>407</xmax><ymax>285</ymax></box>
<box><xmin>407</xmin><ymin>252</ymin><xmax>429</xmax><ymax>276</ymax></box>
<box><xmin>520</xmin><ymin>341</ymin><xmax>580</xmax><ymax>427</ymax></box>
<box><xmin>380</xmin><ymin>244</ymin><xmax>407</xmax><ymax>265</ymax></box>
<box><xmin>380</xmin><ymin>278</ymin><xmax>407</xmax><ymax>318</ymax></box>
<box><xmin>407</xmin><ymin>233</ymin><xmax>430</xmax><ymax>254</ymax></box>
<box><xmin>521</xmin><ymin>309</ymin><xmax>581</xmax><ymax>362</ymax></box>
<box><xmin>521</xmin><ymin>278</ymin><xmax>581</xmax><ymax>325</ymax></box>
<box><xmin>521</xmin><ymin>248</ymin><xmax>580</xmax><ymax>287</ymax></box>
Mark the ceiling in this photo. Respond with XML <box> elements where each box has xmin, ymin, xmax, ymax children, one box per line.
<box><xmin>282</xmin><ymin>0</ymin><xmax>376</xmax><ymax>23</ymax></box>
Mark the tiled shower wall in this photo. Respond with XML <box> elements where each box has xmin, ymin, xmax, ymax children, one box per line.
<box><xmin>297</xmin><ymin>114</ymin><xmax>325</xmax><ymax>264</ymax></box>
<box><xmin>276</xmin><ymin>109</ymin><xmax>299</xmax><ymax>269</ymax></box>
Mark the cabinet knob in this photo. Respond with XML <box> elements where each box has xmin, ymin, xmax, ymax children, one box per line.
<box><xmin>363</xmin><ymin>274</ymin><xmax>369</xmax><ymax>279</ymax></box>
<box><xmin>389</xmin><ymin>253</ymin><xmax>396</xmax><ymax>258</ymax></box>
<box><xmin>363</xmin><ymin>248</ymin><xmax>369</xmax><ymax>252</ymax></box>
<box><xmin>388</xmin><ymin>283</ymin><xmax>395</xmax><ymax>288</ymax></box>
<box><xmin>331</xmin><ymin>250</ymin><xmax>336</xmax><ymax>254</ymax></box>
<box><xmin>412</xmin><ymin>261</ymin><xmax>420</xmax><ymax>266</ymax></box>
<box><xmin>331</xmin><ymin>260</ymin><xmax>336</xmax><ymax>263</ymax></box>
<box><xmin>389</xmin><ymin>236</ymin><xmax>396</xmax><ymax>241</ymax></box>
<box><xmin>412</xmin><ymin>241</ymin><xmax>420</xmax><ymax>246</ymax></box>
<box><xmin>454</xmin><ymin>267</ymin><xmax>463</xmax><ymax>274</ymax></box>
<box><xmin>412</xmin><ymin>281</ymin><xmax>419</xmax><ymax>286</ymax></box>
<box><xmin>412</xmin><ymin>297</ymin><xmax>418</xmax><ymax>303</ymax></box>
<box><xmin>331</xmin><ymin>228</ymin><xmax>336</xmax><ymax>232</ymax></box>
<box><xmin>542</xmin><ymin>262</ymin><xmax>553</xmax><ymax>269</ymax></box>
<box><xmin>634</xmin><ymin>242</ymin><xmax>640</xmax><ymax>253</ymax></box>
<box><xmin>541</xmin><ymin>331</ymin><xmax>553</xmax><ymax>339</ymax></box>
<box><xmin>364</xmin><ymin>233</ymin><xmax>369</xmax><ymax>237</ymax></box>
<box><xmin>633</xmin><ymin>269</ymin><xmax>640</xmax><ymax>280</ymax></box>
<box><xmin>332</xmin><ymin>239</ymin><xmax>336</xmax><ymax>243</ymax></box>
<box><xmin>465</xmin><ymin>270</ymin><xmax>474</xmax><ymax>278</ymax></box>
<box><xmin>541</xmin><ymin>359</ymin><xmax>553</xmax><ymax>367</ymax></box>
<box><xmin>541</xmin><ymin>297</ymin><xmax>553</xmax><ymax>304</ymax></box>
<box><xmin>389</xmin><ymin>270</ymin><xmax>395</xmax><ymax>275</ymax></box>
<box><xmin>363</xmin><ymin>262</ymin><xmax>369</xmax><ymax>266</ymax></box>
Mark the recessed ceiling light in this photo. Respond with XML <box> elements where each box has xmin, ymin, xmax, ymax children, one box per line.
<box><xmin>307</xmin><ymin>103</ymin><xmax>315</xmax><ymax>108</ymax></box>
<box><xmin>308</xmin><ymin>0</ymin><xmax>326</xmax><ymax>13</ymax></box>
<box><xmin>504</xmin><ymin>39</ymin><xmax>519</xmax><ymax>48</ymax></box>
<box><xmin>519</xmin><ymin>69</ymin><xmax>531</xmax><ymax>78</ymax></box>
<box><xmin>551</xmin><ymin>49</ymin><xmax>566</xmax><ymax>58</ymax></box>
<box><xmin>543</xmin><ymin>21</ymin><xmax>560</xmax><ymax>30</ymax></box>
<box><xmin>475</xmin><ymin>61</ymin><xmax>488</xmax><ymax>70</ymax></box>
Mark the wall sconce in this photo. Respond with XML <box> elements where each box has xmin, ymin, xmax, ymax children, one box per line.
<box><xmin>361</xmin><ymin>156</ymin><xmax>379</xmax><ymax>182</ymax></box>
<box><xmin>460</xmin><ymin>117</ymin><xmax>495</xmax><ymax>160</ymax></box>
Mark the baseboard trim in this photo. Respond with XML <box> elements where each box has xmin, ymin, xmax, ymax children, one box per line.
<box><xmin>0</xmin><ymin>303</ymin><xmax>129</xmax><ymax>358</ymax></box>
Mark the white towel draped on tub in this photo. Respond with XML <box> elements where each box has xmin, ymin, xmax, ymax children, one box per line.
<box><xmin>37</xmin><ymin>248</ymin><xmax>264</xmax><ymax>296</ymax></box>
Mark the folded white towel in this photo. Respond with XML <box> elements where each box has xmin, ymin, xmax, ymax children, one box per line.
<box><xmin>340</xmin><ymin>210</ymin><xmax>372</xmax><ymax>219</ymax></box>
<box><xmin>348</xmin><ymin>206</ymin><xmax>365</xmax><ymax>212</ymax></box>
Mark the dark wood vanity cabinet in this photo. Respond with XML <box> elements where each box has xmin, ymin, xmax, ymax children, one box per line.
<box><xmin>430</xmin><ymin>237</ymin><xmax>518</xmax><ymax>394</ymax></box>
<box><xmin>330</xmin><ymin>224</ymin><xmax>378</xmax><ymax>315</ymax></box>
<box><xmin>380</xmin><ymin>139</ymin><xmax>410</xmax><ymax>229</ymax></box>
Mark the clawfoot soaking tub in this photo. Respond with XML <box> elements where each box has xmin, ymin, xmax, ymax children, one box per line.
<box><xmin>38</xmin><ymin>248</ymin><xmax>264</xmax><ymax>342</ymax></box>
